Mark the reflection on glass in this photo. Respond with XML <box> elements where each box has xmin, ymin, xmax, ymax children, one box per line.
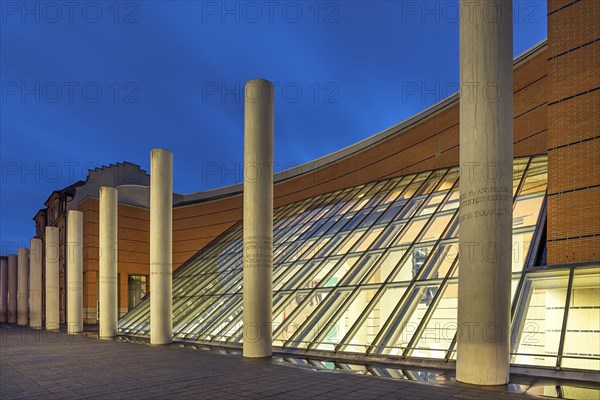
<box><xmin>412</xmin><ymin>280</ymin><xmax>457</xmax><ymax>358</ymax></box>
<box><xmin>118</xmin><ymin>156</ymin><xmax>552</xmax><ymax>367</ymax></box>
<box><xmin>562</xmin><ymin>269</ymin><xmax>600</xmax><ymax>371</ymax></box>
<box><xmin>512</xmin><ymin>271</ymin><xmax>570</xmax><ymax>367</ymax></box>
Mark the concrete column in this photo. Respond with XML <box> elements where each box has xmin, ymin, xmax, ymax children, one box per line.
<box><xmin>457</xmin><ymin>0</ymin><xmax>513</xmax><ymax>385</ymax></box>
<box><xmin>0</xmin><ymin>259</ymin><xmax>8</xmax><ymax>322</ymax></box>
<box><xmin>150</xmin><ymin>149</ymin><xmax>173</xmax><ymax>345</ymax></box>
<box><xmin>7</xmin><ymin>255</ymin><xmax>17</xmax><ymax>323</ymax></box>
<box><xmin>46</xmin><ymin>226</ymin><xmax>60</xmax><ymax>330</ymax></box>
<box><xmin>99</xmin><ymin>186</ymin><xmax>118</xmax><ymax>339</ymax></box>
<box><xmin>242</xmin><ymin>78</ymin><xmax>274</xmax><ymax>358</ymax></box>
<box><xmin>67</xmin><ymin>210</ymin><xmax>83</xmax><ymax>334</ymax></box>
<box><xmin>17</xmin><ymin>248</ymin><xmax>29</xmax><ymax>325</ymax></box>
<box><xmin>29</xmin><ymin>238</ymin><xmax>43</xmax><ymax>329</ymax></box>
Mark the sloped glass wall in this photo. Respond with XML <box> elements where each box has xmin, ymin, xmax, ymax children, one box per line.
<box><xmin>118</xmin><ymin>155</ymin><xmax>598</xmax><ymax>370</ymax></box>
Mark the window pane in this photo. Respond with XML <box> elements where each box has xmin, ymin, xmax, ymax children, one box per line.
<box><xmin>340</xmin><ymin>285</ymin><xmax>408</xmax><ymax>353</ymax></box>
<box><xmin>562</xmin><ymin>268</ymin><xmax>600</xmax><ymax>371</ymax></box>
<box><xmin>512</xmin><ymin>270</ymin><xmax>570</xmax><ymax>367</ymax></box>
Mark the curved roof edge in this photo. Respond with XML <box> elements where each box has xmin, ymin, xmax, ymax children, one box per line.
<box><xmin>177</xmin><ymin>39</ymin><xmax>548</xmax><ymax>207</ymax></box>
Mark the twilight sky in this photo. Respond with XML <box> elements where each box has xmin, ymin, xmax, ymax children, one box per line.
<box><xmin>0</xmin><ymin>0</ymin><xmax>547</xmax><ymax>254</ymax></box>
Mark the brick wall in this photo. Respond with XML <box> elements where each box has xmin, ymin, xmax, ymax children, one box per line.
<box><xmin>78</xmin><ymin>197</ymin><xmax>150</xmax><ymax>321</ymax></box>
<box><xmin>546</xmin><ymin>0</ymin><xmax>600</xmax><ymax>263</ymax></box>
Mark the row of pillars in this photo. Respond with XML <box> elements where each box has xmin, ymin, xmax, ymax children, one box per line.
<box><xmin>0</xmin><ymin>190</ymin><xmax>120</xmax><ymax>338</ymax></box>
<box><xmin>1</xmin><ymin>0</ymin><xmax>512</xmax><ymax>385</ymax></box>
<box><xmin>0</xmin><ymin>79</ymin><xmax>274</xmax><ymax>349</ymax></box>
<box><xmin>0</xmin><ymin>218</ymin><xmax>83</xmax><ymax>332</ymax></box>
<box><xmin>0</xmin><ymin>149</ymin><xmax>173</xmax><ymax>345</ymax></box>
<box><xmin>0</xmin><ymin>151</ymin><xmax>171</xmax><ymax>344</ymax></box>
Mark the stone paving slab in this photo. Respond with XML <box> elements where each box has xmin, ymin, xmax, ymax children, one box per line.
<box><xmin>0</xmin><ymin>326</ymin><xmax>537</xmax><ymax>399</ymax></box>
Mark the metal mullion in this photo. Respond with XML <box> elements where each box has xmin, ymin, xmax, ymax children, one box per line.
<box><xmin>508</xmin><ymin>278</ymin><xmax>534</xmax><ymax>360</ymax></box>
<box><xmin>332</xmin><ymin>246</ymin><xmax>422</xmax><ymax>353</ymax></box>
<box><xmin>174</xmin><ymin>293</ymin><xmax>232</xmax><ymax>335</ymax></box>
<box><xmin>403</xmin><ymin>170</ymin><xmax>457</xmax><ymax>242</ymax></box>
<box><xmin>175</xmin><ymin>252</ymin><xmax>236</xmax><ymax>284</ymax></box>
<box><xmin>284</xmin><ymin>286</ymin><xmax>356</xmax><ymax>347</ymax></box>
<box><xmin>444</xmin><ymin>158</ymin><xmax>540</xmax><ymax>361</ymax></box>
<box><xmin>275</xmin><ymin>196</ymin><xmax>327</xmax><ymax>243</ymax></box>
<box><xmin>324</xmin><ymin>174</ymin><xmax>426</xmax><ymax>260</ymax></box>
<box><xmin>173</xmin><ymin>273</ymin><xmax>213</xmax><ymax>301</ymax></box>
<box><xmin>365</xmin><ymin>207</ymin><xmax>461</xmax><ymax>355</ymax></box>
<box><xmin>307</xmin><ymin>256</ymin><xmax>390</xmax><ymax>350</ymax></box>
<box><xmin>175</xmin><ymin>256</ymin><xmax>241</xmax><ymax>298</ymax></box>
<box><xmin>290</xmin><ymin>192</ymin><xmax>338</xmax><ymax>227</ymax></box>
<box><xmin>513</xmin><ymin>157</ymin><xmax>533</xmax><ymax>199</ymax></box>
<box><xmin>271</xmin><ymin>257</ymin><xmax>349</xmax><ymax>339</ymax></box>
<box><xmin>275</xmin><ymin>195</ymin><xmax>324</xmax><ymax>236</ymax></box>
<box><xmin>228</xmin><ymin>287</ymin><xmax>314</xmax><ymax>343</ymax></box>
<box><xmin>190</xmin><ymin>294</ymin><xmax>242</xmax><ymax>339</ymax></box>
<box><xmin>275</xmin><ymin>258</ymin><xmax>323</xmax><ymax>292</ymax></box>
<box><xmin>272</xmin><ymin>200</ymin><xmax>309</xmax><ymax>233</ymax></box>
<box><xmin>212</xmin><ymin>298</ymin><xmax>246</xmax><ymax>341</ymax></box>
<box><xmin>305</xmin><ymin>191</ymin><xmax>345</xmax><ymax>222</ymax></box>
<box><xmin>275</xmin><ymin>185</ymin><xmax>387</xmax><ymax>290</ymax></box>
<box><xmin>280</xmin><ymin>181</ymin><xmax>391</xmax><ymax>283</ymax></box>
<box><xmin>273</xmin><ymin>238</ymin><xmax>372</xmax><ymax>336</ymax></box>
<box><xmin>368</xmin><ymin>242</ymin><xmax>458</xmax><ymax>356</ymax></box>
<box><xmin>390</xmin><ymin>169</ymin><xmax>448</xmax><ymax>230</ymax></box>
<box><xmin>195</xmin><ymin>294</ymin><xmax>244</xmax><ymax>340</ymax></box>
<box><xmin>181</xmin><ymin>264</ymin><xmax>243</xmax><ymax>301</ymax></box>
<box><xmin>334</xmin><ymin>175</ymin><xmax>425</xmax><ymax>257</ymax></box>
<box><xmin>285</xmin><ymin>248</ymin><xmax>387</xmax><ymax>348</ymax></box>
<box><xmin>130</xmin><ymin>305</ymin><xmax>152</xmax><ymax>334</ymax></box>
<box><xmin>286</xmin><ymin>191</ymin><xmax>352</xmax><ymax>253</ymax></box>
<box><xmin>354</xmin><ymin>170</ymin><xmax>457</xmax><ymax>257</ymax></box>
<box><xmin>274</xmin><ymin>197</ymin><xmax>306</xmax><ymax>222</ymax></box>
<box><xmin>444</xmin><ymin>333</ymin><xmax>458</xmax><ymax>361</ymax></box>
<box><xmin>402</xmin><ymin>258</ymin><xmax>459</xmax><ymax>358</ymax></box>
<box><xmin>349</xmin><ymin>169</ymin><xmax>455</xmax><ymax>352</ymax></box>
<box><xmin>172</xmin><ymin>294</ymin><xmax>227</xmax><ymax>324</ymax></box>
<box><xmin>331</xmin><ymin>173</ymin><xmax>444</xmax><ymax>351</ymax></box>
<box><xmin>272</xmin><ymin>261</ymin><xmax>300</xmax><ymax>288</ymax></box>
<box><xmin>414</xmin><ymin>169</ymin><xmax>449</xmax><ymax>197</ymax></box>
<box><xmin>275</xmin><ymin>287</ymin><xmax>332</xmax><ymax>346</ymax></box>
<box><xmin>178</xmin><ymin>293</ymin><xmax>240</xmax><ymax>338</ymax></box>
<box><xmin>204</xmin><ymin>299</ymin><xmax>244</xmax><ymax>341</ymax></box>
<box><xmin>510</xmin><ymin>195</ymin><xmax>547</xmax><ymax>320</ymax></box>
<box><xmin>556</xmin><ymin>267</ymin><xmax>575</xmax><ymax>369</ymax></box>
<box><xmin>170</xmin><ymin>223</ymin><xmax>242</xmax><ymax>279</ymax></box>
<box><xmin>119</xmin><ymin>300</ymin><xmax>150</xmax><ymax>331</ymax></box>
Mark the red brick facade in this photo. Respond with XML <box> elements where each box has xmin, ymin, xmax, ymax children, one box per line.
<box><xmin>546</xmin><ymin>0</ymin><xmax>600</xmax><ymax>263</ymax></box>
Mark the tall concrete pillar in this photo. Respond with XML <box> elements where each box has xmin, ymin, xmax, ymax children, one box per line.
<box><xmin>457</xmin><ymin>0</ymin><xmax>513</xmax><ymax>385</ymax></box>
<box><xmin>99</xmin><ymin>186</ymin><xmax>118</xmax><ymax>339</ymax></box>
<box><xmin>29</xmin><ymin>238</ymin><xmax>43</xmax><ymax>329</ymax></box>
<box><xmin>242</xmin><ymin>78</ymin><xmax>274</xmax><ymax>358</ymax></box>
<box><xmin>0</xmin><ymin>259</ymin><xmax>8</xmax><ymax>323</ymax></box>
<box><xmin>150</xmin><ymin>149</ymin><xmax>173</xmax><ymax>345</ymax></box>
<box><xmin>17</xmin><ymin>247</ymin><xmax>29</xmax><ymax>325</ymax></box>
<box><xmin>67</xmin><ymin>210</ymin><xmax>84</xmax><ymax>334</ymax></box>
<box><xmin>7</xmin><ymin>255</ymin><xmax>17</xmax><ymax>323</ymax></box>
<box><xmin>46</xmin><ymin>226</ymin><xmax>60</xmax><ymax>330</ymax></box>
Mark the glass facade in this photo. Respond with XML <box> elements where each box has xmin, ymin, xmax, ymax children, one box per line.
<box><xmin>117</xmin><ymin>155</ymin><xmax>599</xmax><ymax>370</ymax></box>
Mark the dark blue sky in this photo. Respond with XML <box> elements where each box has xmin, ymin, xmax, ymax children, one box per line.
<box><xmin>1</xmin><ymin>0</ymin><xmax>547</xmax><ymax>254</ymax></box>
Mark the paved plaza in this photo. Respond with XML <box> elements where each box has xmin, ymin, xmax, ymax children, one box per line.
<box><xmin>0</xmin><ymin>325</ymin><xmax>596</xmax><ymax>399</ymax></box>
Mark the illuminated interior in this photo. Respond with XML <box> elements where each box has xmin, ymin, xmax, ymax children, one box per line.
<box><xmin>117</xmin><ymin>155</ymin><xmax>600</xmax><ymax>370</ymax></box>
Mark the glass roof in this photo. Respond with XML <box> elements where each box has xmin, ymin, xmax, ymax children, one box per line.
<box><xmin>117</xmin><ymin>155</ymin><xmax>599</xmax><ymax>369</ymax></box>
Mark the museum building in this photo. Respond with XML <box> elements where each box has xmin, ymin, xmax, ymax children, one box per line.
<box><xmin>1</xmin><ymin>0</ymin><xmax>598</xmax><ymax>380</ymax></box>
